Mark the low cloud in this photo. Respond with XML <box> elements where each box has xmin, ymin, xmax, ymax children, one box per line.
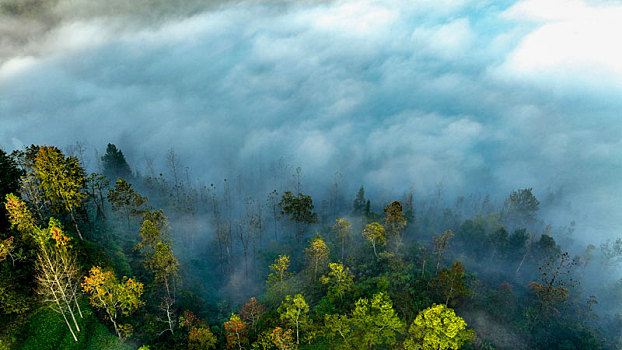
<box><xmin>1</xmin><ymin>0</ymin><xmax>621</xmax><ymax>243</ymax></box>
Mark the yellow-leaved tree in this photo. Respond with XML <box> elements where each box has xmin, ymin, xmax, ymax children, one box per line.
<box><xmin>82</xmin><ymin>266</ymin><xmax>144</xmax><ymax>340</ymax></box>
<box><xmin>362</xmin><ymin>222</ymin><xmax>386</xmax><ymax>259</ymax></box>
<box><xmin>305</xmin><ymin>235</ymin><xmax>329</xmax><ymax>280</ymax></box>
<box><xmin>34</xmin><ymin>146</ymin><xmax>87</xmax><ymax>239</ymax></box>
<box><xmin>5</xmin><ymin>193</ymin><xmax>84</xmax><ymax>341</ymax></box>
<box><xmin>403</xmin><ymin>304</ymin><xmax>475</xmax><ymax>350</ymax></box>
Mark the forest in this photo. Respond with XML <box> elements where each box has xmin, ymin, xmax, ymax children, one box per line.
<box><xmin>1</xmin><ymin>143</ymin><xmax>621</xmax><ymax>350</ymax></box>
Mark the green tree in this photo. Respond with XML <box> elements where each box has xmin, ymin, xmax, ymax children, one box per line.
<box><xmin>278</xmin><ymin>191</ymin><xmax>318</xmax><ymax>242</ymax></box>
<box><xmin>501</xmin><ymin>188</ymin><xmax>539</xmax><ymax>229</ymax></box>
<box><xmin>383</xmin><ymin>201</ymin><xmax>407</xmax><ymax>254</ymax></box>
<box><xmin>305</xmin><ymin>235</ymin><xmax>330</xmax><ymax>280</ymax></box>
<box><xmin>403</xmin><ymin>304</ymin><xmax>475</xmax><ymax>350</ymax></box>
<box><xmin>6</xmin><ymin>195</ymin><xmax>84</xmax><ymax>340</ymax></box>
<box><xmin>34</xmin><ymin>146</ymin><xmax>87</xmax><ymax>239</ymax></box>
<box><xmin>86</xmin><ymin>173</ymin><xmax>109</xmax><ymax>223</ymax></box>
<box><xmin>488</xmin><ymin>227</ymin><xmax>508</xmax><ymax>262</ymax></box>
<box><xmin>101</xmin><ymin>143</ymin><xmax>132</xmax><ymax>180</ymax></box>
<box><xmin>135</xmin><ymin>210</ymin><xmax>169</xmax><ymax>254</ymax></box>
<box><xmin>135</xmin><ymin>210</ymin><xmax>179</xmax><ymax>335</ymax></box>
<box><xmin>349</xmin><ymin>292</ymin><xmax>404</xmax><ymax>349</ymax></box>
<box><xmin>434</xmin><ymin>230</ymin><xmax>454</xmax><ymax>273</ymax></box>
<box><xmin>431</xmin><ymin>261</ymin><xmax>471</xmax><ymax>306</ymax></box>
<box><xmin>352</xmin><ymin>185</ymin><xmax>366</xmax><ymax>216</ymax></box>
<box><xmin>150</xmin><ymin>241</ymin><xmax>180</xmax><ymax>334</ymax></box>
<box><xmin>0</xmin><ymin>149</ymin><xmax>24</xmax><ymax>232</ymax></box>
<box><xmin>107</xmin><ymin>178</ymin><xmax>147</xmax><ymax>230</ymax></box>
<box><xmin>267</xmin><ymin>255</ymin><xmax>292</xmax><ymax>300</ymax></box>
<box><xmin>179</xmin><ymin>310</ymin><xmax>217</xmax><ymax>349</ymax></box>
<box><xmin>279</xmin><ymin>294</ymin><xmax>310</xmax><ymax>345</ymax></box>
<box><xmin>362</xmin><ymin>222</ymin><xmax>386</xmax><ymax>259</ymax></box>
<box><xmin>188</xmin><ymin>326</ymin><xmax>217</xmax><ymax>350</ymax></box>
<box><xmin>320</xmin><ymin>262</ymin><xmax>354</xmax><ymax>303</ymax></box>
<box><xmin>82</xmin><ymin>266</ymin><xmax>145</xmax><ymax>339</ymax></box>
<box><xmin>333</xmin><ymin>218</ymin><xmax>352</xmax><ymax>261</ymax></box>
<box><xmin>9</xmin><ymin>144</ymin><xmax>40</xmax><ymax>172</ymax></box>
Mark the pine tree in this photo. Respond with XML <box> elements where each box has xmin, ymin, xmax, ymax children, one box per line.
<box><xmin>101</xmin><ymin>143</ymin><xmax>132</xmax><ymax>180</ymax></box>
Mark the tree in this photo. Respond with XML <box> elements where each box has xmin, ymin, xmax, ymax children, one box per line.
<box><xmin>34</xmin><ymin>146</ymin><xmax>87</xmax><ymax>239</ymax></box>
<box><xmin>240</xmin><ymin>297</ymin><xmax>268</xmax><ymax>334</ymax></box>
<box><xmin>86</xmin><ymin>173</ymin><xmax>109</xmax><ymax>223</ymax></box>
<box><xmin>135</xmin><ymin>210</ymin><xmax>179</xmax><ymax>335</ymax></box>
<box><xmin>434</xmin><ymin>230</ymin><xmax>454</xmax><ymax>273</ymax></box>
<box><xmin>267</xmin><ymin>189</ymin><xmax>280</xmax><ymax>242</ymax></box>
<box><xmin>383</xmin><ymin>201</ymin><xmax>407</xmax><ymax>253</ymax></box>
<box><xmin>271</xmin><ymin>327</ymin><xmax>295</xmax><ymax>350</ymax></box>
<box><xmin>150</xmin><ymin>241</ymin><xmax>180</xmax><ymax>334</ymax></box>
<box><xmin>279</xmin><ymin>294</ymin><xmax>310</xmax><ymax>345</ymax></box>
<box><xmin>305</xmin><ymin>235</ymin><xmax>329</xmax><ymax>280</ymax></box>
<box><xmin>362</xmin><ymin>222</ymin><xmax>386</xmax><ymax>259</ymax></box>
<box><xmin>403</xmin><ymin>304</ymin><xmax>475</xmax><ymax>350</ymax></box>
<box><xmin>5</xmin><ymin>193</ymin><xmax>37</xmax><ymax>234</ymax></box>
<box><xmin>101</xmin><ymin>143</ymin><xmax>132</xmax><ymax>180</ymax></box>
<box><xmin>455</xmin><ymin>219</ymin><xmax>487</xmax><ymax>259</ymax></box>
<box><xmin>267</xmin><ymin>255</ymin><xmax>292</xmax><ymax>299</ymax></box>
<box><xmin>107</xmin><ymin>178</ymin><xmax>147</xmax><ymax>230</ymax></box>
<box><xmin>225</xmin><ymin>313</ymin><xmax>248</xmax><ymax>350</ymax></box>
<box><xmin>19</xmin><ymin>173</ymin><xmax>48</xmax><ymax>222</ymax></box>
<box><xmin>600</xmin><ymin>238</ymin><xmax>622</xmax><ymax>267</ymax></box>
<box><xmin>278</xmin><ymin>191</ymin><xmax>318</xmax><ymax>242</ymax></box>
<box><xmin>528</xmin><ymin>252</ymin><xmax>576</xmax><ymax>325</ymax></box>
<box><xmin>352</xmin><ymin>186</ymin><xmax>366</xmax><ymax>216</ymax></box>
<box><xmin>135</xmin><ymin>210</ymin><xmax>169</xmax><ymax>254</ymax></box>
<box><xmin>0</xmin><ymin>236</ymin><xmax>15</xmax><ymax>263</ymax></box>
<box><xmin>431</xmin><ymin>261</ymin><xmax>471</xmax><ymax>306</ymax></box>
<box><xmin>35</xmin><ymin>221</ymin><xmax>84</xmax><ymax>341</ymax></box>
<box><xmin>0</xmin><ymin>149</ymin><xmax>24</xmax><ymax>232</ymax></box>
<box><xmin>348</xmin><ymin>292</ymin><xmax>404</xmax><ymax>349</ymax></box>
<box><xmin>179</xmin><ymin>310</ymin><xmax>217</xmax><ymax>350</ymax></box>
<box><xmin>6</xmin><ymin>195</ymin><xmax>83</xmax><ymax>341</ymax></box>
<box><xmin>333</xmin><ymin>218</ymin><xmax>352</xmax><ymax>261</ymax></box>
<box><xmin>10</xmin><ymin>144</ymin><xmax>40</xmax><ymax>172</ymax></box>
<box><xmin>188</xmin><ymin>326</ymin><xmax>217</xmax><ymax>350</ymax></box>
<box><xmin>501</xmin><ymin>188</ymin><xmax>539</xmax><ymax>229</ymax></box>
<box><xmin>82</xmin><ymin>266</ymin><xmax>144</xmax><ymax>339</ymax></box>
<box><xmin>320</xmin><ymin>262</ymin><xmax>354</xmax><ymax>303</ymax></box>
<box><xmin>488</xmin><ymin>227</ymin><xmax>508</xmax><ymax>262</ymax></box>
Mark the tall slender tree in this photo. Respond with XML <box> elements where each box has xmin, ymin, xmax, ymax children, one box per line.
<box><xmin>34</xmin><ymin>146</ymin><xmax>87</xmax><ymax>239</ymax></box>
<box><xmin>333</xmin><ymin>218</ymin><xmax>352</xmax><ymax>261</ymax></box>
<box><xmin>5</xmin><ymin>195</ymin><xmax>83</xmax><ymax>341</ymax></box>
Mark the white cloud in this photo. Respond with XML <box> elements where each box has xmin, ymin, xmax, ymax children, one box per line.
<box><xmin>498</xmin><ymin>0</ymin><xmax>622</xmax><ymax>90</ymax></box>
<box><xmin>1</xmin><ymin>0</ymin><xmax>621</xmax><ymax>243</ymax></box>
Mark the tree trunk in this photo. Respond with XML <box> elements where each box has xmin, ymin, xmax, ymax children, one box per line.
<box><xmin>372</xmin><ymin>240</ymin><xmax>378</xmax><ymax>259</ymax></box>
<box><xmin>516</xmin><ymin>246</ymin><xmax>530</xmax><ymax>274</ymax></box>
<box><xmin>69</xmin><ymin>209</ymin><xmax>83</xmax><ymax>240</ymax></box>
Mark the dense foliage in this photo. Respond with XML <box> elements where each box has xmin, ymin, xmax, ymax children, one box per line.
<box><xmin>0</xmin><ymin>144</ymin><xmax>620</xmax><ymax>349</ymax></box>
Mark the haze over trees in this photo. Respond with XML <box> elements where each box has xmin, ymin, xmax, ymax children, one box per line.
<box><xmin>0</xmin><ymin>143</ymin><xmax>620</xmax><ymax>350</ymax></box>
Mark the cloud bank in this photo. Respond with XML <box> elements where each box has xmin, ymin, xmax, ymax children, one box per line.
<box><xmin>1</xmin><ymin>0</ymin><xmax>621</xmax><ymax>243</ymax></box>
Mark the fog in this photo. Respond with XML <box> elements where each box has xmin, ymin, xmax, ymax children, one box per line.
<box><xmin>1</xmin><ymin>0</ymin><xmax>621</xmax><ymax>247</ymax></box>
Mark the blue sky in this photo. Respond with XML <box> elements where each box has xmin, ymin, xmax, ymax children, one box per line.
<box><xmin>1</xmin><ymin>0</ymin><xmax>621</xmax><ymax>243</ymax></box>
